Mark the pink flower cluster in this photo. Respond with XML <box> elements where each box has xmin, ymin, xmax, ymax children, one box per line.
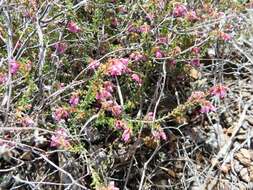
<box><xmin>9</xmin><ymin>59</ymin><xmax>20</xmax><ymax>75</ymax></box>
<box><xmin>96</xmin><ymin>81</ymin><xmax>114</xmax><ymax>101</ymax></box>
<box><xmin>188</xmin><ymin>91</ymin><xmax>205</xmax><ymax>102</ymax></box>
<box><xmin>131</xmin><ymin>74</ymin><xmax>142</xmax><ymax>86</ymax></box>
<box><xmin>188</xmin><ymin>91</ymin><xmax>216</xmax><ymax>114</ymax></box>
<box><xmin>101</xmin><ymin>100</ymin><xmax>122</xmax><ymax>117</ymax></box>
<box><xmin>172</xmin><ymin>4</ymin><xmax>187</xmax><ymax>17</ymax></box>
<box><xmin>25</xmin><ymin>60</ymin><xmax>32</xmax><ymax>72</ymax></box>
<box><xmin>152</xmin><ymin>128</ymin><xmax>167</xmax><ymax>141</ymax></box>
<box><xmin>190</xmin><ymin>58</ymin><xmax>201</xmax><ymax>67</ymax></box>
<box><xmin>172</xmin><ymin>3</ymin><xmax>198</xmax><ymax>21</ymax></box>
<box><xmin>191</xmin><ymin>47</ymin><xmax>200</xmax><ymax>55</ymax></box>
<box><xmin>155</xmin><ymin>49</ymin><xmax>164</xmax><ymax>58</ymax></box>
<box><xmin>96</xmin><ymin>89</ymin><xmax>112</xmax><ymax>101</ymax></box>
<box><xmin>54</xmin><ymin>42</ymin><xmax>67</xmax><ymax>54</ymax></box>
<box><xmin>210</xmin><ymin>84</ymin><xmax>228</xmax><ymax>99</ymax></box>
<box><xmin>88</xmin><ymin>59</ymin><xmax>100</xmax><ymax>70</ymax></box>
<box><xmin>129</xmin><ymin>52</ymin><xmax>146</xmax><ymax>62</ymax></box>
<box><xmin>105</xmin><ymin>58</ymin><xmax>130</xmax><ymax>77</ymax></box>
<box><xmin>52</xmin><ymin>107</ymin><xmax>69</xmax><ymax>122</ymax></box>
<box><xmin>199</xmin><ymin>100</ymin><xmax>216</xmax><ymax>113</ymax></box>
<box><xmin>50</xmin><ymin>128</ymin><xmax>70</xmax><ymax>149</ymax></box>
<box><xmin>144</xmin><ymin>112</ymin><xmax>154</xmax><ymax>121</ymax></box>
<box><xmin>115</xmin><ymin>120</ymin><xmax>131</xmax><ymax>142</ymax></box>
<box><xmin>67</xmin><ymin>21</ymin><xmax>80</xmax><ymax>33</ymax></box>
<box><xmin>110</xmin><ymin>103</ymin><xmax>122</xmax><ymax>117</ymax></box>
<box><xmin>127</xmin><ymin>23</ymin><xmax>152</xmax><ymax>34</ymax></box>
<box><xmin>219</xmin><ymin>32</ymin><xmax>232</xmax><ymax>41</ymax></box>
<box><xmin>69</xmin><ymin>94</ymin><xmax>79</xmax><ymax>107</ymax></box>
<box><xmin>104</xmin><ymin>57</ymin><xmax>142</xmax><ymax>86</ymax></box>
<box><xmin>96</xmin><ymin>81</ymin><xmax>122</xmax><ymax>117</ymax></box>
<box><xmin>190</xmin><ymin>47</ymin><xmax>201</xmax><ymax>67</ymax></box>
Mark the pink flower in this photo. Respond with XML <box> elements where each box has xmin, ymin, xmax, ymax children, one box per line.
<box><xmin>145</xmin><ymin>112</ymin><xmax>154</xmax><ymax>120</ymax></box>
<box><xmin>152</xmin><ymin>129</ymin><xmax>167</xmax><ymax>141</ymax></box>
<box><xmin>69</xmin><ymin>94</ymin><xmax>79</xmax><ymax>107</ymax></box>
<box><xmin>9</xmin><ymin>59</ymin><xmax>20</xmax><ymax>75</ymax></box>
<box><xmin>122</xmin><ymin>127</ymin><xmax>131</xmax><ymax>142</ymax></box>
<box><xmin>115</xmin><ymin>120</ymin><xmax>125</xmax><ymax>130</ymax></box>
<box><xmin>220</xmin><ymin>32</ymin><xmax>232</xmax><ymax>41</ymax></box>
<box><xmin>200</xmin><ymin>101</ymin><xmax>216</xmax><ymax>113</ymax></box>
<box><xmin>96</xmin><ymin>89</ymin><xmax>112</xmax><ymax>101</ymax></box>
<box><xmin>96</xmin><ymin>81</ymin><xmax>115</xmax><ymax>101</ymax></box>
<box><xmin>53</xmin><ymin>107</ymin><xmax>69</xmax><ymax>122</ymax></box>
<box><xmin>191</xmin><ymin>47</ymin><xmax>200</xmax><ymax>55</ymax></box>
<box><xmin>186</xmin><ymin>10</ymin><xmax>198</xmax><ymax>21</ymax></box>
<box><xmin>188</xmin><ymin>91</ymin><xmax>205</xmax><ymax>102</ymax></box>
<box><xmin>54</xmin><ymin>42</ymin><xmax>67</xmax><ymax>54</ymax></box>
<box><xmin>160</xmin><ymin>130</ymin><xmax>167</xmax><ymax>140</ymax></box>
<box><xmin>210</xmin><ymin>84</ymin><xmax>228</xmax><ymax>99</ymax></box>
<box><xmin>25</xmin><ymin>60</ymin><xmax>32</xmax><ymax>72</ymax></box>
<box><xmin>111</xmin><ymin>104</ymin><xmax>122</xmax><ymax>117</ymax></box>
<box><xmin>103</xmin><ymin>81</ymin><xmax>114</xmax><ymax>93</ymax></box>
<box><xmin>115</xmin><ymin>120</ymin><xmax>131</xmax><ymax>143</ymax></box>
<box><xmin>130</xmin><ymin>52</ymin><xmax>146</xmax><ymax>62</ymax></box>
<box><xmin>50</xmin><ymin>128</ymin><xmax>70</xmax><ymax>149</ymax></box>
<box><xmin>56</xmin><ymin>83</ymin><xmax>65</xmax><ymax>89</ymax></box>
<box><xmin>190</xmin><ymin>58</ymin><xmax>201</xmax><ymax>67</ymax></box>
<box><xmin>120</xmin><ymin>58</ymin><xmax>129</xmax><ymax>65</ymax></box>
<box><xmin>131</xmin><ymin>74</ymin><xmax>142</xmax><ymax>85</ymax></box>
<box><xmin>101</xmin><ymin>100</ymin><xmax>114</xmax><ymax>109</ymax></box>
<box><xmin>107</xmin><ymin>181</ymin><xmax>119</xmax><ymax>190</ymax></box>
<box><xmin>88</xmin><ymin>59</ymin><xmax>100</xmax><ymax>70</ymax></box>
<box><xmin>106</xmin><ymin>58</ymin><xmax>129</xmax><ymax>77</ymax></box>
<box><xmin>173</xmin><ymin>4</ymin><xmax>187</xmax><ymax>17</ymax></box>
<box><xmin>155</xmin><ymin>49</ymin><xmax>163</xmax><ymax>58</ymax></box>
<box><xmin>67</xmin><ymin>21</ymin><xmax>80</xmax><ymax>33</ymax></box>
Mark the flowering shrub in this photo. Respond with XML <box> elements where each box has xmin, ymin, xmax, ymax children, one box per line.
<box><xmin>0</xmin><ymin>0</ymin><xmax>249</xmax><ymax>189</ymax></box>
